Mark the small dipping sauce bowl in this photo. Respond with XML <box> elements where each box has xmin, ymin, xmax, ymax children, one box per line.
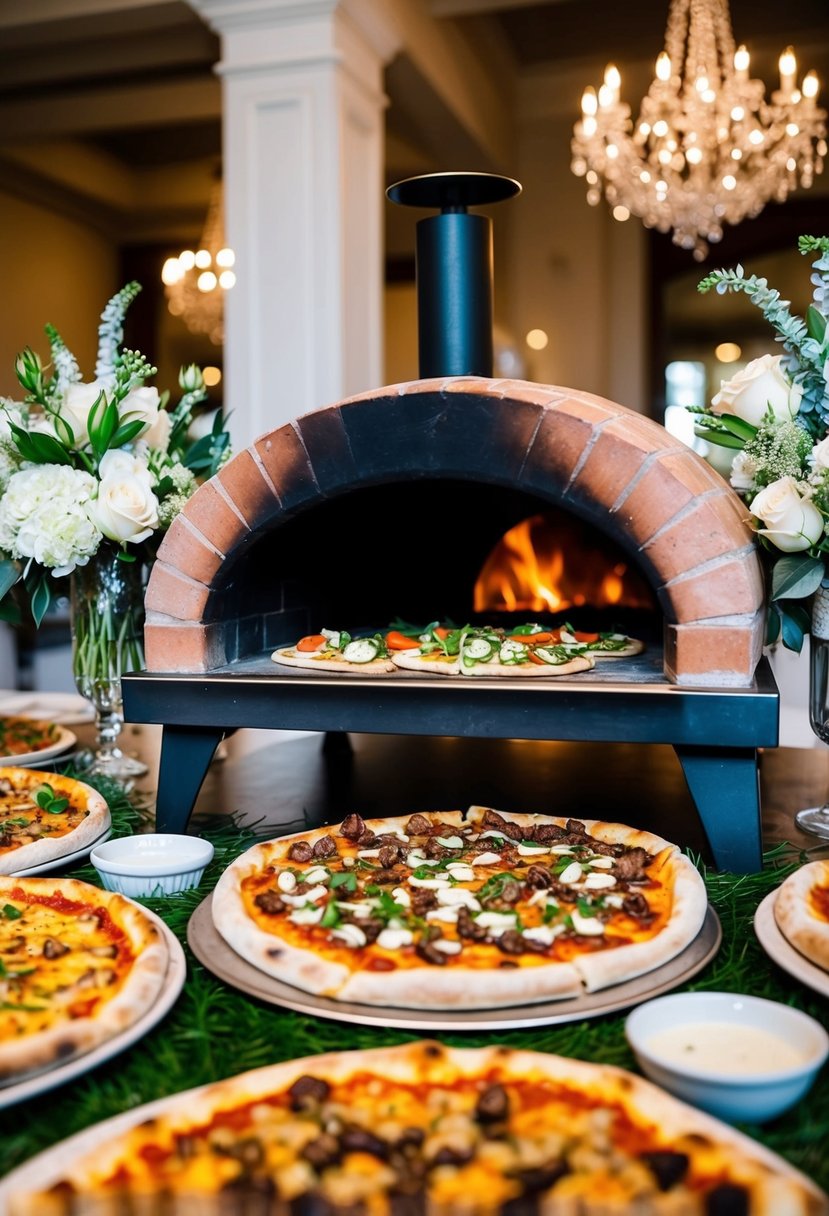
<box><xmin>625</xmin><ymin>991</ymin><xmax>829</xmax><ymax>1122</ymax></box>
<box><xmin>90</xmin><ymin>834</ymin><xmax>214</xmax><ymax>898</ymax></box>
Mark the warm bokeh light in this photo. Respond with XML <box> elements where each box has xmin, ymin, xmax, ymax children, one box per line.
<box><xmin>202</xmin><ymin>366</ymin><xmax>222</xmax><ymax>387</ymax></box>
<box><xmin>526</xmin><ymin>328</ymin><xmax>549</xmax><ymax>351</ymax></box>
<box><xmin>197</xmin><ymin>270</ymin><xmax>217</xmax><ymax>292</ymax></box>
<box><xmin>715</xmin><ymin>342</ymin><xmax>742</xmax><ymax>363</ymax></box>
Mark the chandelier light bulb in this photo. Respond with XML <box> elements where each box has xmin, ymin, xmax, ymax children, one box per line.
<box><xmin>216</xmin><ymin>248</ymin><xmax>236</xmax><ymax>268</ymax></box>
<box><xmin>570</xmin><ymin>0</ymin><xmax>826</xmax><ymax>257</ymax></box>
<box><xmin>161</xmin><ymin>176</ymin><xmax>232</xmax><ymax>346</ymax></box>
<box><xmin>219</xmin><ymin>270</ymin><xmax>236</xmax><ymax>290</ymax></box>
<box><xmin>179</xmin><ymin>250</ymin><xmax>196</xmax><ymax>272</ymax></box>
<box><xmin>656</xmin><ymin>51</ymin><xmax>671</xmax><ymax>82</ymax></box>
<box><xmin>194</xmin><ymin>249</ymin><xmax>212</xmax><ymax>270</ymax></box>
<box><xmin>161</xmin><ymin>257</ymin><xmax>182</xmax><ymax>286</ymax></box>
<box><xmin>197</xmin><ymin>270</ymin><xmax>217</xmax><ymax>293</ymax></box>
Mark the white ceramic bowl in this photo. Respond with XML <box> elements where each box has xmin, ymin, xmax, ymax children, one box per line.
<box><xmin>90</xmin><ymin>834</ymin><xmax>214</xmax><ymax>897</ymax></box>
<box><xmin>625</xmin><ymin>991</ymin><xmax>829</xmax><ymax>1122</ymax></box>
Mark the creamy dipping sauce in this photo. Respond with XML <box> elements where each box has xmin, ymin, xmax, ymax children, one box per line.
<box><xmin>646</xmin><ymin>1022</ymin><xmax>806</xmax><ymax>1075</ymax></box>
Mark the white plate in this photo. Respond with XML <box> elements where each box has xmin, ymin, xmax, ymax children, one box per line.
<box><xmin>0</xmin><ymin>724</ymin><xmax>76</xmax><ymax>768</ymax></box>
<box><xmin>754</xmin><ymin>889</ymin><xmax>829</xmax><ymax>1000</ymax></box>
<box><xmin>0</xmin><ymin>907</ymin><xmax>186</xmax><ymax>1108</ymax></box>
<box><xmin>188</xmin><ymin>894</ymin><xmax>721</xmax><ymax>1030</ymax></box>
<box><xmin>10</xmin><ymin>826</ymin><xmax>113</xmax><ymax>877</ymax></box>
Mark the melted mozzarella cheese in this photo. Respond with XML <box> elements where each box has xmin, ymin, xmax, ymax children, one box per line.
<box><xmin>331</xmin><ymin>924</ymin><xmax>366</xmax><ymax>948</ymax></box>
<box><xmin>570</xmin><ymin>911</ymin><xmax>605</xmax><ymax>936</ymax></box>
<box><xmin>558</xmin><ymin>862</ymin><xmax>583</xmax><ymax>885</ymax></box>
<box><xmin>376</xmin><ymin>926</ymin><xmax>413</xmax><ymax>950</ymax></box>
<box><xmin>472</xmin><ymin>851</ymin><xmax>502</xmax><ymax>866</ymax></box>
<box><xmin>583</xmin><ymin>872</ymin><xmax>616</xmax><ymax>890</ymax></box>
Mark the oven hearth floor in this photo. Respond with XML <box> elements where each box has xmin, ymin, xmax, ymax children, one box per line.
<box><xmin>123</xmin><ymin>651</ymin><xmax>779</xmax><ymax>873</ymax></box>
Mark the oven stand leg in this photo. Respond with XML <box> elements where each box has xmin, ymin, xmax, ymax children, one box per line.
<box><xmin>154</xmin><ymin>725</ymin><xmax>226</xmax><ymax>834</ymax></box>
<box><xmin>674</xmin><ymin>745</ymin><xmax>762</xmax><ymax>874</ymax></box>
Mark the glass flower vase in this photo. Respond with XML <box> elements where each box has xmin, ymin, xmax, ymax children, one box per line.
<box><xmin>796</xmin><ymin>583</ymin><xmax>829</xmax><ymax>839</ymax></box>
<box><xmin>70</xmin><ymin>543</ymin><xmax>148</xmax><ymax>779</ymax></box>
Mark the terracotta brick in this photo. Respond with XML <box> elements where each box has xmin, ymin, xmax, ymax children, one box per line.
<box><xmin>615</xmin><ymin>450</ymin><xmax>728</xmax><ymax>545</ymax></box>
<box><xmin>216</xmin><ymin>448</ymin><xmax>280</xmax><ymax>530</ymax></box>
<box><xmin>441</xmin><ymin>376</ymin><xmax>501</xmax><ymax>396</ymax></box>
<box><xmin>642</xmin><ymin>493</ymin><xmax>752</xmax><ymax>583</ymax></box>
<box><xmin>181</xmin><ymin>481</ymin><xmax>250</xmax><ymax>555</ymax></box>
<box><xmin>254</xmin><ymin>423</ymin><xmax>318</xmax><ymax>511</ymax></box>
<box><xmin>144</xmin><ymin>618</ymin><xmax>227</xmax><ymax>673</ymax></box>
<box><xmin>664</xmin><ymin>611</ymin><xmax>765</xmax><ymax>686</ymax></box>
<box><xmin>661</xmin><ymin>553</ymin><xmax>765</xmax><ymax>623</ymax></box>
<box><xmin>488</xmin><ymin>380</ymin><xmax>565</xmax><ymax>406</ymax></box>
<box><xmin>400</xmin><ymin>378</ymin><xmax>448</xmax><ymax>396</ymax></box>
<box><xmin>519</xmin><ymin>399</ymin><xmax>611</xmax><ymax>495</ymax></box>
<box><xmin>571</xmin><ymin>415</ymin><xmax>680</xmax><ymax>514</ymax></box>
<box><xmin>156</xmin><ymin>516</ymin><xmax>224</xmax><ymax>584</ymax></box>
<box><xmin>144</xmin><ymin>561</ymin><xmax>212</xmax><ymax>622</ymax></box>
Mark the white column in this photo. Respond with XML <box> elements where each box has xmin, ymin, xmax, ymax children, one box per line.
<box><xmin>189</xmin><ymin>0</ymin><xmax>397</xmax><ymax>448</ymax></box>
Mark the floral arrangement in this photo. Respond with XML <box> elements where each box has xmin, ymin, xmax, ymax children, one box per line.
<box><xmin>693</xmin><ymin>236</ymin><xmax>829</xmax><ymax>651</ymax></box>
<box><xmin>0</xmin><ymin>281</ymin><xmax>230</xmax><ymax>625</ymax></box>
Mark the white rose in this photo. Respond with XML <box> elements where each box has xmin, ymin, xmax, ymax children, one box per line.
<box><xmin>711</xmin><ymin>354</ymin><xmax>802</xmax><ymax>428</ymax></box>
<box><xmin>750</xmin><ymin>475</ymin><xmax>824</xmax><ymax>552</ymax></box>
<box><xmin>119</xmin><ymin>386</ymin><xmax>160</xmax><ymax>439</ymax></box>
<box><xmin>811</xmin><ymin>436</ymin><xmax>829</xmax><ymax>473</ymax></box>
<box><xmin>141</xmin><ymin>408</ymin><xmax>172</xmax><ymax>453</ymax></box>
<box><xmin>98</xmin><ymin>448</ymin><xmax>154</xmax><ymax>485</ymax></box>
<box><xmin>92</xmin><ymin>468</ymin><xmax>159</xmax><ymax>545</ymax></box>
<box><xmin>729</xmin><ymin>450</ymin><xmax>758</xmax><ymax>493</ymax></box>
<box><xmin>61</xmin><ymin>381</ymin><xmax>107</xmax><ymax>448</ymax></box>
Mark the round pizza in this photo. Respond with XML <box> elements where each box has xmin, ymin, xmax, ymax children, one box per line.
<box><xmin>392</xmin><ymin>625</ymin><xmax>596</xmax><ymax>678</ymax></box>
<box><xmin>211</xmin><ymin>808</ymin><xmax>707</xmax><ymax>1009</ymax></box>
<box><xmin>272</xmin><ymin>629</ymin><xmax>395</xmax><ymax>673</ymax></box>
<box><xmin>3</xmin><ymin>1041</ymin><xmax>822</xmax><ymax>1213</ymax></box>
<box><xmin>0</xmin><ymin>875</ymin><xmax>169</xmax><ymax>1084</ymax></box>
<box><xmin>0</xmin><ymin>716</ymin><xmax>61</xmax><ymax>759</ymax></box>
<box><xmin>0</xmin><ymin>767</ymin><xmax>110</xmax><ymax>874</ymax></box>
<box><xmin>774</xmin><ymin>859</ymin><xmax>829</xmax><ymax>972</ymax></box>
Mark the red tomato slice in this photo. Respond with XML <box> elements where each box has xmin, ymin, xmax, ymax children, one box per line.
<box><xmin>386</xmin><ymin>631</ymin><xmax>417</xmax><ymax>651</ymax></box>
<box><xmin>297</xmin><ymin>634</ymin><xmax>327</xmax><ymax>652</ymax></box>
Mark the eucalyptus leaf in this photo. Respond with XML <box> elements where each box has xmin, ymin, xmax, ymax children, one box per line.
<box><xmin>770</xmin><ymin>553</ymin><xmax>825</xmax><ymax>601</ymax></box>
<box><xmin>807</xmin><ymin>304</ymin><xmax>827</xmax><ymax>343</ymax></box>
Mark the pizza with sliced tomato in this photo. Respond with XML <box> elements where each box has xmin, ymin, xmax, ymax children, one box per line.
<box><xmin>271</xmin><ymin>621</ymin><xmax>642</xmax><ymax>677</ymax></box>
<box><xmin>0</xmin><ymin>767</ymin><xmax>110</xmax><ymax>874</ymax></box>
<box><xmin>211</xmin><ymin>808</ymin><xmax>707</xmax><ymax>1010</ymax></box>
<box><xmin>4</xmin><ymin>1041</ymin><xmax>823</xmax><ymax>1215</ymax></box>
<box><xmin>0</xmin><ymin>876</ymin><xmax>169</xmax><ymax>1084</ymax></box>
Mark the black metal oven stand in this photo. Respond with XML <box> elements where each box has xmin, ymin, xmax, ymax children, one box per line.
<box><xmin>122</xmin><ymin>655</ymin><xmax>778</xmax><ymax>874</ymax></box>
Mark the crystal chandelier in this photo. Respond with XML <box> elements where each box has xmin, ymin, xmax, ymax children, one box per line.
<box><xmin>161</xmin><ymin>176</ymin><xmax>235</xmax><ymax>344</ymax></box>
<box><xmin>571</xmin><ymin>0</ymin><xmax>827</xmax><ymax>259</ymax></box>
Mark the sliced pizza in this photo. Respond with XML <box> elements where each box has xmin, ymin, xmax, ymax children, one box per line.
<box><xmin>6</xmin><ymin>1042</ymin><xmax>823</xmax><ymax>1214</ymax></box>
<box><xmin>0</xmin><ymin>876</ymin><xmax>169</xmax><ymax>1084</ymax></box>
<box><xmin>211</xmin><ymin>808</ymin><xmax>707</xmax><ymax>1009</ymax></box>
<box><xmin>774</xmin><ymin>859</ymin><xmax>829</xmax><ymax>972</ymax></box>
<box><xmin>272</xmin><ymin>629</ymin><xmax>395</xmax><ymax>674</ymax></box>
<box><xmin>0</xmin><ymin>767</ymin><xmax>110</xmax><ymax>874</ymax></box>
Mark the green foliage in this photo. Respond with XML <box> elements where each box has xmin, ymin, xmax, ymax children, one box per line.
<box><xmin>770</xmin><ymin>554</ymin><xmax>826</xmax><ymax>601</ymax></box>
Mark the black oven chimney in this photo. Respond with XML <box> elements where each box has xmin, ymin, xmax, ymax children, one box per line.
<box><xmin>387</xmin><ymin>172</ymin><xmax>521</xmax><ymax>379</ymax></box>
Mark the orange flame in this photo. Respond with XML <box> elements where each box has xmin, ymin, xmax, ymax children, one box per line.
<box><xmin>474</xmin><ymin>516</ymin><xmax>652</xmax><ymax>615</ymax></box>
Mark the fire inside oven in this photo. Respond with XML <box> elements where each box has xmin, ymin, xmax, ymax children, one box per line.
<box><xmin>246</xmin><ymin>480</ymin><xmax>659</xmax><ymax>652</ymax></box>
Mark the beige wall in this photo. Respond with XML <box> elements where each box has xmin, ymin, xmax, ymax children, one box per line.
<box><xmin>0</xmin><ymin>191</ymin><xmax>118</xmax><ymax>400</ymax></box>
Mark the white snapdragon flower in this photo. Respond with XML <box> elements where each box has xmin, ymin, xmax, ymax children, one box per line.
<box><xmin>0</xmin><ymin>465</ymin><xmax>101</xmax><ymax>575</ymax></box>
<box><xmin>711</xmin><ymin>354</ymin><xmax>802</xmax><ymax>428</ymax></box>
<box><xmin>91</xmin><ymin>451</ymin><xmax>159</xmax><ymax>544</ymax></box>
<box><xmin>749</xmin><ymin>475</ymin><xmax>825</xmax><ymax>553</ymax></box>
<box><xmin>729</xmin><ymin>450</ymin><xmax>759</xmax><ymax>493</ymax></box>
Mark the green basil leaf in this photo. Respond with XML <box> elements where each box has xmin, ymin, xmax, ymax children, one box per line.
<box><xmin>320</xmin><ymin>902</ymin><xmax>341</xmax><ymax>928</ymax></box>
<box><xmin>2</xmin><ymin>904</ymin><xmax>22</xmax><ymax>920</ymax></box>
<box><xmin>329</xmin><ymin>871</ymin><xmax>357</xmax><ymax>892</ymax></box>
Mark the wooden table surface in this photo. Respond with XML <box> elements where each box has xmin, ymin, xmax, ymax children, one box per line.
<box><xmin>117</xmin><ymin>724</ymin><xmax>829</xmax><ymax>863</ymax></box>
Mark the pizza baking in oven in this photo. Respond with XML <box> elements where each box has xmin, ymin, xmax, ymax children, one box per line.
<box><xmin>392</xmin><ymin>625</ymin><xmax>596</xmax><ymax>677</ymax></box>
<box><xmin>0</xmin><ymin>876</ymin><xmax>169</xmax><ymax>1085</ymax></box>
<box><xmin>774</xmin><ymin>859</ymin><xmax>829</xmax><ymax>972</ymax></box>
<box><xmin>0</xmin><ymin>767</ymin><xmax>110</xmax><ymax>874</ymax></box>
<box><xmin>272</xmin><ymin>629</ymin><xmax>395</xmax><ymax>673</ymax></box>
<box><xmin>4</xmin><ymin>1041</ymin><xmax>823</xmax><ymax>1214</ymax></box>
<box><xmin>211</xmin><ymin>808</ymin><xmax>707</xmax><ymax>1009</ymax></box>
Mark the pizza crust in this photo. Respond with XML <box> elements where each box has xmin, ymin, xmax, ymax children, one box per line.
<box><xmin>774</xmin><ymin>860</ymin><xmax>829</xmax><ymax>972</ymax></box>
<box><xmin>271</xmin><ymin>648</ymin><xmax>395</xmax><ymax>674</ymax></box>
<box><xmin>0</xmin><ymin>877</ymin><xmax>169</xmax><ymax>1084</ymax></box>
<box><xmin>585</xmin><ymin>637</ymin><xmax>645</xmax><ymax>659</ymax></box>
<box><xmin>212</xmin><ymin>811</ymin><xmax>708</xmax><ymax>1010</ymax></box>
<box><xmin>3</xmin><ymin>1041</ymin><xmax>823</xmax><ymax>1215</ymax></box>
<box><xmin>389</xmin><ymin>649</ymin><xmax>461</xmax><ymax>675</ymax></box>
<box><xmin>0</xmin><ymin>768</ymin><xmax>111</xmax><ymax>874</ymax></box>
<box><xmin>459</xmin><ymin>652</ymin><xmax>595</xmax><ymax>677</ymax></box>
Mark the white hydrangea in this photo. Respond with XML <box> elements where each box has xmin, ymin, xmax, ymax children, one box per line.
<box><xmin>0</xmin><ymin>465</ymin><xmax>102</xmax><ymax>576</ymax></box>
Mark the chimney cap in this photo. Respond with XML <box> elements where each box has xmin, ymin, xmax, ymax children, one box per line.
<box><xmin>387</xmin><ymin>171</ymin><xmax>521</xmax><ymax>212</ymax></box>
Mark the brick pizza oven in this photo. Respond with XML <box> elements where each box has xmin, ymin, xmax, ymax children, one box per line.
<box><xmin>123</xmin><ymin>172</ymin><xmax>777</xmax><ymax>874</ymax></box>
<box><xmin>144</xmin><ymin>376</ymin><xmax>764</xmax><ymax>688</ymax></box>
